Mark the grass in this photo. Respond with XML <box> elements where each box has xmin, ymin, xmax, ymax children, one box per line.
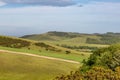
<box><xmin>45</xmin><ymin>35</ymin><xmax>108</xmax><ymax>47</ymax></box>
<box><xmin>0</xmin><ymin>46</ymin><xmax>90</xmax><ymax>63</ymax></box>
<box><xmin>48</xmin><ymin>41</ymin><xmax>108</xmax><ymax>47</ymax></box>
<box><xmin>0</xmin><ymin>34</ymin><xmax>91</xmax><ymax>63</ymax></box>
<box><xmin>0</xmin><ymin>52</ymin><xmax>80</xmax><ymax>80</ymax></box>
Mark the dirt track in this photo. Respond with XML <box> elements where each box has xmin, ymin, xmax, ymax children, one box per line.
<box><xmin>0</xmin><ymin>49</ymin><xmax>80</xmax><ymax>64</ymax></box>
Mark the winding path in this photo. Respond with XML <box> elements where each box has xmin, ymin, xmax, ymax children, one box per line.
<box><xmin>0</xmin><ymin>49</ymin><xmax>80</xmax><ymax>64</ymax></box>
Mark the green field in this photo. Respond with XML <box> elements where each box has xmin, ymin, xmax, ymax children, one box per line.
<box><xmin>0</xmin><ymin>46</ymin><xmax>89</xmax><ymax>63</ymax></box>
<box><xmin>0</xmin><ymin>35</ymin><xmax>91</xmax><ymax>62</ymax></box>
<box><xmin>0</xmin><ymin>52</ymin><xmax>80</xmax><ymax>80</ymax></box>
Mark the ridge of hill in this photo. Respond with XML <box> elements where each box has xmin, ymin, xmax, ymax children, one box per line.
<box><xmin>21</xmin><ymin>31</ymin><xmax>91</xmax><ymax>41</ymax></box>
<box><xmin>21</xmin><ymin>31</ymin><xmax>120</xmax><ymax>45</ymax></box>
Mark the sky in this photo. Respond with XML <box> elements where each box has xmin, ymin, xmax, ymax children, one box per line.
<box><xmin>0</xmin><ymin>0</ymin><xmax>120</xmax><ymax>36</ymax></box>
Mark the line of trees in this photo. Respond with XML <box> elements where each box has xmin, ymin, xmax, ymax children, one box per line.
<box><xmin>86</xmin><ymin>33</ymin><xmax>120</xmax><ymax>44</ymax></box>
<box><xmin>58</xmin><ymin>44</ymin><xmax>98</xmax><ymax>51</ymax></box>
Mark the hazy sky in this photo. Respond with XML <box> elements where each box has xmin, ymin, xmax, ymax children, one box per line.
<box><xmin>0</xmin><ymin>0</ymin><xmax>120</xmax><ymax>36</ymax></box>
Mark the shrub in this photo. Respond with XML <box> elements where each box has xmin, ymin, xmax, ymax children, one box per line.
<box><xmin>54</xmin><ymin>44</ymin><xmax>120</xmax><ymax>80</ymax></box>
<box><xmin>55</xmin><ymin>66</ymin><xmax>120</xmax><ymax>80</ymax></box>
<box><xmin>65</xmin><ymin>50</ymin><xmax>71</xmax><ymax>54</ymax></box>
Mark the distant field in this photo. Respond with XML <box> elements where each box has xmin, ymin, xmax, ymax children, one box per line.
<box><xmin>46</xmin><ymin>41</ymin><xmax>108</xmax><ymax>47</ymax></box>
<box><xmin>0</xmin><ymin>52</ymin><xmax>80</xmax><ymax>80</ymax></box>
<box><xmin>21</xmin><ymin>31</ymin><xmax>120</xmax><ymax>46</ymax></box>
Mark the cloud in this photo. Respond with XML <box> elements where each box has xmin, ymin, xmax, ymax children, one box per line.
<box><xmin>0</xmin><ymin>0</ymin><xmax>120</xmax><ymax>7</ymax></box>
<box><xmin>0</xmin><ymin>1</ymin><xmax>120</xmax><ymax>36</ymax></box>
<box><xmin>0</xmin><ymin>0</ymin><xmax>76</xmax><ymax>7</ymax></box>
<box><xmin>0</xmin><ymin>1</ymin><xmax>6</xmax><ymax>6</ymax></box>
<box><xmin>91</xmin><ymin>0</ymin><xmax>120</xmax><ymax>3</ymax></box>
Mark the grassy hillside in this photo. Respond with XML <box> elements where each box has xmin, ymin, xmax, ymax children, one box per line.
<box><xmin>0</xmin><ymin>35</ymin><xmax>75</xmax><ymax>54</ymax></box>
<box><xmin>0</xmin><ymin>35</ymin><xmax>90</xmax><ymax>62</ymax></box>
<box><xmin>0</xmin><ymin>46</ymin><xmax>89</xmax><ymax>62</ymax></box>
<box><xmin>0</xmin><ymin>52</ymin><xmax>79</xmax><ymax>80</ymax></box>
<box><xmin>0</xmin><ymin>35</ymin><xmax>30</xmax><ymax>48</ymax></box>
<box><xmin>21</xmin><ymin>31</ymin><xmax>111</xmax><ymax>52</ymax></box>
<box><xmin>22</xmin><ymin>31</ymin><xmax>120</xmax><ymax>45</ymax></box>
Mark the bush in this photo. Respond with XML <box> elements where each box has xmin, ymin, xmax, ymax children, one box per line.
<box><xmin>65</xmin><ymin>50</ymin><xmax>71</xmax><ymax>54</ymax></box>
<box><xmin>60</xmin><ymin>44</ymin><xmax>98</xmax><ymax>52</ymax></box>
<box><xmin>86</xmin><ymin>33</ymin><xmax>120</xmax><ymax>45</ymax></box>
<box><xmin>81</xmin><ymin>44</ymin><xmax>120</xmax><ymax>71</ymax></box>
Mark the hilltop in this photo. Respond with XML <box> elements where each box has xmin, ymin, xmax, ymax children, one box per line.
<box><xmin>0</xmin><ymin>34</ymin><xmax>86</xmax><ymax>80</ymax></box>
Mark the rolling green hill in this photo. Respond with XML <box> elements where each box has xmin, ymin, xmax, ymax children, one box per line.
<box><xmin>0</xmin><ymin>35</ymin><xmax>89</xmax><ymax>62</ymax></box>
<box><xmin>0</xmin><ymin>35</ymin><xmax>89</xmax><ymax>79</ymax></box>
<box><xmin>0</xmin><ymin>34</ymin><xmax>90</xmax><ymax>80</ymax></box>
<box><xmin>21</xmin><ymin>31</ymin><xmax>120</xmax><ymax>45</ymax></box>
<box><xmin>22</xmin><ymin>31</ymin><xmax>120</xmax><ymax>52</ymax></box>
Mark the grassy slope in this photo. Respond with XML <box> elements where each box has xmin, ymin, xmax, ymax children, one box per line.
<box><xmin>0</xmin><ymin>46</ymin><xmax>89</xmax><ymax>62</ymax></box>
<box><xmin>0</xmin><ymin>35</ymin><xmax>85</xmax><ymax>54</ymax></box>
<box><xmin>0</xmin><ymin>52</ymin><xmax>79</xmax><ymax>80</ymax></box>
<box><xmin>0</xmin><ymin>35</ymin><xmax>90</xmax><ymax>62</ymax></box>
